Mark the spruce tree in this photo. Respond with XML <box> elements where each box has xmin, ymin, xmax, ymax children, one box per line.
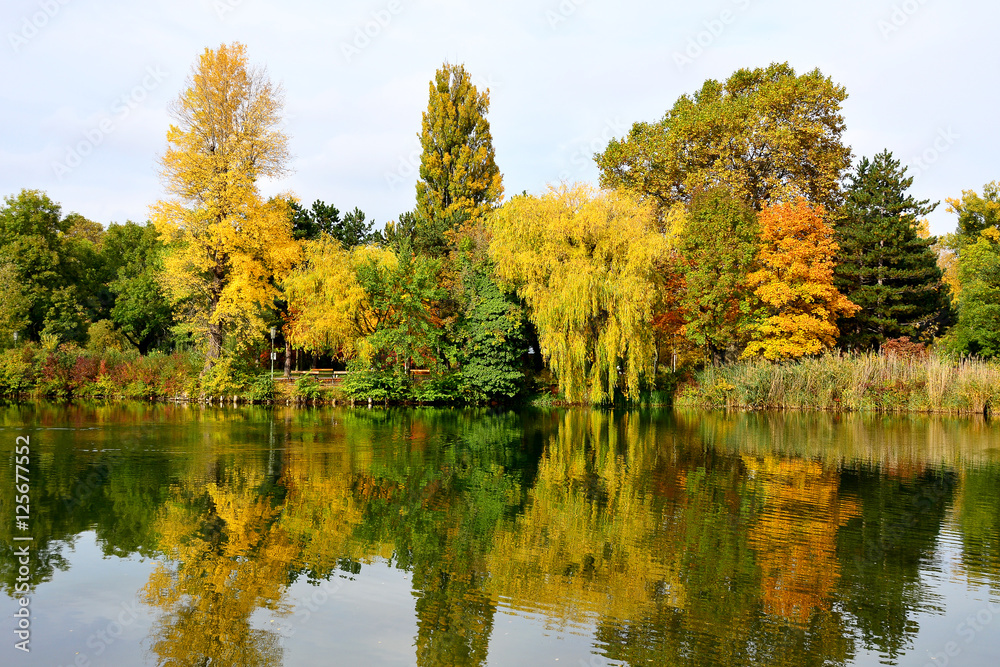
<box><xmin>833</xmin><ymin>150</ymin><xmax>951</xmax><ymax>350</ymax></box>
<box><xmin>414</xmin><ymin>63</ymin><xmax>503</xmax><ymax>256</ymax></box>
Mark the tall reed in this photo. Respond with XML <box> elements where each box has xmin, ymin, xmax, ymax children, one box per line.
<box><xmin>676</xmin><ymin>351</ymin><xmax>1000</xmax><ymax>414</ymax></box>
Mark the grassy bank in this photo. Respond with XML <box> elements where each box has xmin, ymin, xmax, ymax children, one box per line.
<box><xmin>675</xmin><ymin>352</ymin><xmax>1000</xmax><ymax>414</ymax></box>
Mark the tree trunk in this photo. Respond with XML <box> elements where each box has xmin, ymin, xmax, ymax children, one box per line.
<box><xmin>284</xmin><ymin>342</ymin><xmax>292</xmax><ymax>378</ymax></box>
<box><xmin>203</xmin><ymin>322</ymin><xmax>223</xmax><ymax>373</ymax></box>
<box><xmin>525</xmin><ymin>322</ymin><xmax>545</xmax><ymax>371</ymax></box>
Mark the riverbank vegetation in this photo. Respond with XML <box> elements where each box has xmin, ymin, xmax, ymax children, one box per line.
<box><xmin>2</xmin><ymin>43</ymin><xmax>1000</xmax><ymax>408</ymax></box>
<box><xmin>677</xmin><ymin>345</ymin><xmax>1000</xmax><ymax>414</ymax></box>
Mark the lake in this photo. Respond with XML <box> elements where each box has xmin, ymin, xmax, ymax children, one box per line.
<box><xmin>2</xmin><ymin>403</ymin><xmax>1000</xmax><ymax>666</ymax></box>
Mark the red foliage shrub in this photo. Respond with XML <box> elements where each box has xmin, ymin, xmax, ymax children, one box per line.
<box><xmin>70</xmin><ymin>356</ymin><xmax>101</xmax><ymax>388</ymax></box>
<box><xmin>881</xmin><ymin>337</ymin><xmax>929</xmax><ymax>359</ymax></box>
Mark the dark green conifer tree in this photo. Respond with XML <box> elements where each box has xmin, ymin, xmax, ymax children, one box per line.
<box><xmin>289</xmin><ymin>199</ymin><xmax>376</xmax><ymax>247</ymax></box>
<box><xmin>833</xmin><ymin>150</ymin><xmax>951</xmax><ymax>349</ymax></box>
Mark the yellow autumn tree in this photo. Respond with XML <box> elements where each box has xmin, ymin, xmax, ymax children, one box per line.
<box><xmin>743</xmin><ymin>199</ymin><xmax>858</xmax><ymax>360</ymax></box>
<box><xmin>281</xmin><ymin>239</ymin><xmax>397</xmax><ymax>359</ymax></box>
<box><xmin>489</xmin><ymin>184</ymin><xmax>668</xmax><ymax>403</ymax></box>
<box><xmin>141</xmin><ymin>465</ymin><xmax>297</xmax><ymax>666</ymax></box>
<box><xmin>151</xmin><ymin>42</ymin><xmax>300</xmax><ymax>368</ymax></box>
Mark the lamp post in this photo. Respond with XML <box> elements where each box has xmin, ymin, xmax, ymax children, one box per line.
<box><xmin>270</xmin><ymin>327</ymin><xmax>276</xmax><ymax>379</ymax></box>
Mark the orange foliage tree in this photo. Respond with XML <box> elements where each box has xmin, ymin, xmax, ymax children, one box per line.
<box><xmin>743</xmin><ymin>199</ymin><xmax>858</xmax><ymax>360</ymax></box>
<box><xmin>651</xmin><ymin>252</ymin><xmax>689</xmax><ymax>369</ymax></box>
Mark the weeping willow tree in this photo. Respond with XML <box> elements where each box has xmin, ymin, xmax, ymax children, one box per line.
<box><xmin>488</xmin><ymin>184</ymin><xmax>669</xmax><ymax>403</ymax></box>
<box><xmin>281</xmin><ymin>238</ymin><xmax>394</xmax><ymax>359</ymax></box>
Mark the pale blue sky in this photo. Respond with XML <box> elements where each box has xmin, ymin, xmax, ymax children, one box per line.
<box><xmin>1</xmin><ymin>0</ymin><xmax>995</xmax><ymax>235</ymax></box>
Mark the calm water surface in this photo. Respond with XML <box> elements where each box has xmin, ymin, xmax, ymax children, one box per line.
<box><xmin>2</xmin><ymin>403</ymin><xmax>1000</xmax><ymax>666</ymax></box>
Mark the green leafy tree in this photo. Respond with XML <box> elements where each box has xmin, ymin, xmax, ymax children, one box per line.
<box><xmin>597</xmin><ymin>62</ymin><xmax>851</xmax><ymax>212</ymax></box>
<box><xmin>678</xmin><ymin>188</ymin><xmax>760</xmax><ymax>362</ymax></box>
<box><xmin>0</xmin><ymin>261</ymin><xmax>29</xmax><ymax>346</ymax></box>
<box><xmin>383</xmin><ymin>211</ymin><xmax>418</xmax><ymax>254</ymax></box>
<box><xmin>415</xmin><ymin>63</ymin><xmax>503</xmax><ymax>256</ymax></box>
<box><xmin>102</xmin><ymin>221</ymin><xmax>174</xmax><ymax>354</ymax></box>
<box><xmin>833</xmin><ymin>151</ymin><xmax>950</xmax><ymax>350</ymax></box>
<box><xmin>455</xmin><ymin>262</ymin><xmax>525</xmax><ymax>402</ymax></box>
<box><xmin>41</xmin><ymin>287</ymin><xmax>89</xmax><ymax>342</ymax></box>
<box><xmin>63</xmin><ymin>213</ymin><xmax>120</xmax><ymax>324</ymax></box>
<box><xmin>357</xmin><ymin>245</ymin><xmax>445</xmax><ymax>373</ymax></box>
<box><xmin>947</xmin><ymin>228</ymin><xmax>1000</xmax><ymax>357</ymax></box>
<box><xmin>64</xmin><ymin>213</ymin><xmax>105</xmax><ymax>246</ymax></box>
<box><xmin>0</xmin><ymin>189</ymin><xmax>96</xmax><ymax>343</ymax></box>
<box><xmin>939</xmin><ymin>182</ymin><xmax>1000</xmax><ymax>304</ymax></box>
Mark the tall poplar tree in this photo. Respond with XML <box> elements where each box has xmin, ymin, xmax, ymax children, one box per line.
<box><xmin>151</xmin><ymin>43</ymin><xmax>300</xmax><ymax>368</ymax></box>
<box><xmin>833</xmin><ymin>150</ymin><xmax>951</xmax><ymax>350</ymax></box>
<box><xmin>414</xmin><ymin>63</ymin><xmax>503</xmax><ymax>257</ymax></box>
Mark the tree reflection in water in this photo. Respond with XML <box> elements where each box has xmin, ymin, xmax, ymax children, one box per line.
<box><xmin>4</xmin><ymin>404</ymin><xmax>994</xmax><ymax>666</ymax></box>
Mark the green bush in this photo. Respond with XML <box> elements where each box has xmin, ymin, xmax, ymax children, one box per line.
<box><xmin>244</xmin><ymin>373</ymin><xmax>275</xmax><ymax>402</ymax></box>
<box><xmin>341</xmin><ymin>359</ymin><xmax>409</xmax><ymax>402</ymax></box>
<box><xmin>86</xmin><ymin>320</ymin><xmax>132</xmax><ymax>353</ymax></box>
<box><xmin>413</xmin><ymin>369</ymin><xmax>462</xmax><ymax>404</ymax></box>
<box><xmin>292</xmin><ymin>374</ymin><xmax>323</xmax><ymax>401</ymax></box>
<box><xmin>0</xmin><ymin>345</ymin><xmax>35</xmax><ymax>395</ymax></box>
<box><xmin>79</xmin><ymin>372</ymin><xmax>118</xmax><ymax>399</ymax></box>
<box><xmin>200</xmin><ymin>356</ymin><xmax>252</xmax><ymax>397</ymax></box>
